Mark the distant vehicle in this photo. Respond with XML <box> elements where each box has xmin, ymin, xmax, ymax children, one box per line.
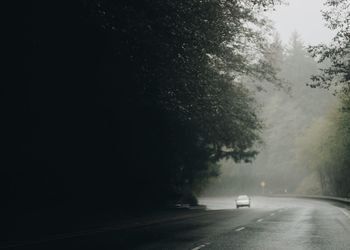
<box><xmin>236</xmin><ymin>195</ymin><xmax>251</xmax><ymax>208</ymax></box>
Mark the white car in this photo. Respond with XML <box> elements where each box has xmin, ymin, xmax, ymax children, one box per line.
<box><xmin>236</xmin><ymin>195</ymin><xmax>251</xmax><ymax>208</ymax></box>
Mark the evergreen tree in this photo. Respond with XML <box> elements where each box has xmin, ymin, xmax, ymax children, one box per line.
<box><xmin>12</xmin><ymin>0</ymin><xmax>282</xmax><ymax>212</ymax></box>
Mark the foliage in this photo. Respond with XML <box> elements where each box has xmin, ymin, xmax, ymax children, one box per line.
<box><xmin>13</xmin><ymin>0</ymin><xmax>281</xmax><ymax>212</ymax></box>
<box><xmin>203</xmin><ymin>32</ymin><xmax>336</xmax><ymax>195</ymax></box>
<box><xmin>252</xmin><ymin>33</ymin><xmax>330</xmax><ymax>193</ymax></box>
<box><xmin>308</xmin><ymin>0</ymin><xmax>350</xmax><ymax>94</ymax></box>
<box><xmin>296</xmin><ymin>97</ymin><xmax>350</xmax><ymax>196</ymax></box>
<box><xmin>85</xmin><ymin>0</ymin><xmax>281</xmax><ymax>201</ymax></box>
<box><xmin>305</xmin><ymin>0</ymin><xmax>350</xmax><ymax>197</ymax></box>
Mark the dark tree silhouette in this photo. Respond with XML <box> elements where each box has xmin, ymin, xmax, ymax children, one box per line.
<box><xmin>10</xmin><ymin>0</ymin><xmax>280</xmax><ymax>219</ymax></box>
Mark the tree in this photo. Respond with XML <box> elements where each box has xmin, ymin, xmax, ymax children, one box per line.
<box><xmin>15</xmin><ymin>0</ymin><xmax>282</xmax><ymax>213</ymax></box>
<box><xmin>201</xmin><ymin>31</ymin><xmax>336</xmax><ymax>196</ymax></box>
<box><xmin>308</xmin><ymin>0</ymin><xmax>350</xmax><ymax>95</ymax></box>
<box><xmin>306</xmin><ymin>0</ymin><xmax>350</xmax><ymax>197</ymax></box>
<box><xmin>296</xmin><ymin>97</ymin><xmax>350</xmax><ymax>196</ymax></box>
<box><xmin>80</xmin><ymin>0</ymin><xmax>282</xmax><ymax>201</ymax></box>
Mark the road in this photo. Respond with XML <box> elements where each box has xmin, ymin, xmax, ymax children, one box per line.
<box><xmin>4</xmin><ymin>197</ymin><xmax>350</xmax><ymax>250</ymax></box>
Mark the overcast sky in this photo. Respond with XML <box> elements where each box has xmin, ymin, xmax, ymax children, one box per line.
<box><xmin>268</xmin><ymin>0</ymin><xmax>335</xmax><ymax>45</ymax></box>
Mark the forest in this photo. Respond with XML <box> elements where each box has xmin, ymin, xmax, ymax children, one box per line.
<box><xmin>9</xmin><ymin>0</ymin><xmax>350</xmax><ymax>221</ymax></box>
<box><xmin>204</xmin><ymin>0</ymin><xmax>350</xmax><ymax>198</ymax></box>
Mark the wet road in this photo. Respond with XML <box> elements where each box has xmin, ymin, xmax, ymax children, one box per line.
<box><xmin>6</xmin><ymin>197</ymin><xmax>350</xmax><ymax>250</ymax></box>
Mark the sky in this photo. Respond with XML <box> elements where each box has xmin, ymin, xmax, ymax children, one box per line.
<box><xmin>267</xmin><ymin>0</ymin><xmax>335</xmax><ymax>45</ymax></box>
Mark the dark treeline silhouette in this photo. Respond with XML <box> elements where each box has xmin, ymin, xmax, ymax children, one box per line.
<box><xmin>8</xmin><ymin>0</ymin><xmax>280</xmax><ymax>226</ymax></box>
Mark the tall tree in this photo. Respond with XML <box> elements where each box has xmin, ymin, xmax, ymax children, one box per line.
<box><xmin>15</xmin><ymin>0</ymin><xmax>282</xmax><ymax>212</ymax></box>
<box><xmin>203</xmin><ymin>32</ymin><xmax>335</xmax><ymax>196</ymax></box>
<box><xmin>309</xmin><ymin>0</ymin><xmax>350</xmax><ymax>95</ymax></box>
<box><xmin>305</xmin><ymin>0</ymin><xmax>350</xmax><ymax>197</ymax></box>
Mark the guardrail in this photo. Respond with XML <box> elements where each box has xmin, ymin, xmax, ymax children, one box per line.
<box><xmin>268</xmin><ymin>194</ymin><xmax>350</xmax><ymax>205</ymax></box>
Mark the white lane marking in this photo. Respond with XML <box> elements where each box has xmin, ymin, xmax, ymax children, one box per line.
<box><xmin>257</xmin><ymin>218</ymin><xmax>263</xmax><ymax>222</ymax></box>
<box><xmin>270</xmin><ymin>213</ymin><xmax>275</xmax><ymax>216</ymax></box>
<box><xmin>191</xmin><ymin>242</ymin><xmax>211</xmax><ymax>250</ymax></box>
<box><xmin>191</xmin><ymin>245</ymin><xmax>206</xmax><ymax>250</ymax></box>
<box><xmin>235</xmin><ymin>227</ymin><xmax>245</xmax><ymax>232</ymax></box>
<box><xmin>338</xmin><ymin>208</ymin><xmax>350</xmax><ymax>220</ymax></box>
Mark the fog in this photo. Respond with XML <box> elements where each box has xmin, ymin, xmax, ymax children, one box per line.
<box><xmin>202</xmin><ymin>56</ymin><xmax>336</xmax><ymax>196</ymax></box>
<box><xmin>202</xmin><ymin>1</ymin><xmax>339</xmax><ymax>197</ymax></box>
<box><xmin>9</xmin><ymin>2</ymin><xmax>350</xmax><ymax>248</ymax></box>
<box><xmin>268</xmin><ymin>0</ymin><xmax>334</xmax><ymax>45</ymax></box>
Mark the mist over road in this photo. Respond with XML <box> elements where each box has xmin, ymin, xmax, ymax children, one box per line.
<box><xmin>199</xmin><ymin>196</ymin><xmax>350</xmax><ymax>250</ymax></box>
<box><xmin>8</xmin><ymin>197</ymin><xmax>350</xmax><ymax>250</ymax></box>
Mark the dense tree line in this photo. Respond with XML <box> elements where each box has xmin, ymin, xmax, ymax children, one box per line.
<box><xmin>202</xmin><ymin>32</ymin><xmax>336</xmax><ymax>196</ymax></box>
<box><xmin>205</xmin><ymin>0</ymin><xmax>350</xmax><ymax>198</ymax></box>
<box><xmin>309</xmin><ymin>0</ymin><xmax>350</xmax><ymax>95</ymax></box>
<box><xmin>301</xmin><ymin>0</ymin><xmax>350</xmax><ymax>197</ymax></box>
<box><xmin>296</xmin><ymin>97</ymin><xmax>350</xmax><ymax>196</ymax></box>
<box><xmin>8</xmin><ymin>0</ymin><xmax>281</xmax><ymax>215</ymax></box>
<box><xmin>205</xmin><ymin>0</ymin><xmax>350</xmax><ymax>197</ymax></box>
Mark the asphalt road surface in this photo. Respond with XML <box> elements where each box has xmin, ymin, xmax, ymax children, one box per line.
<box><xmin>5</xmin><ymin>197</ymin><xmax>350</xmax><ymax>250</ymax></box>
